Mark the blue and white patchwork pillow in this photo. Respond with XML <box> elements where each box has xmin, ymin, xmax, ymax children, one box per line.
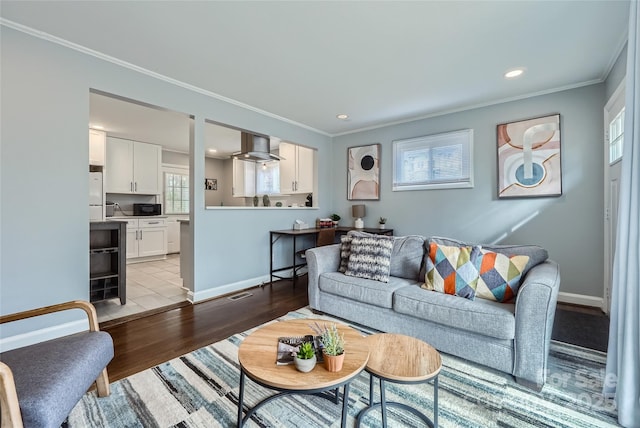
<box><xmin>345</xmin><ymin>235</ymin><xmax>394</xmax><ymax>283</ymax></box>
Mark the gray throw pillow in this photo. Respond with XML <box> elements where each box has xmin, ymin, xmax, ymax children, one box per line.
<box><xmin>345</xmin><ymin>235</ymin><xmax>394</xmax><ymax>283</ymax></box>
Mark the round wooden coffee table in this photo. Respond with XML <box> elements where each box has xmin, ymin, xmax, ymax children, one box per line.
<box><xmin>356</xmin><ymin>333</ymin><xmax>442</xmax><ymax>428</ymax></box>
<box><xmin>237</xmin><ymin>318</ymin><xmax>369</xmax><ymax>427</ymax></box>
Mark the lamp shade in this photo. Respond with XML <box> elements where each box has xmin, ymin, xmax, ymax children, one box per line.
<box><xmin>352</xmin><ymin>204</ymin><xmax>366</xmax><ymax>218</ymax></box>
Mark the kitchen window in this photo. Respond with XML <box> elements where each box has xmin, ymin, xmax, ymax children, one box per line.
<box><xmin>256</xmin><ymin>161</ymin><xmax>280</xmax><ymax>195</ymax></box>
<box><xmin>165</xmin><ymin>171</ymin><xmax>189</xmax><ymax>214</ymax></box>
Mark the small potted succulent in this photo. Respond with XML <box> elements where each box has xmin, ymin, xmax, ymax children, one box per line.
<box><xmin>294</xmin><ymin>341</ymin><xmax>317</xmax><ymax>373</ymax></box>
<box><xmin>310</xmin><ymin>322</ymin><xmax>345</xmax><ymax>372</ymax></box>
<box><xmin>330</xmin><ymin>213</ymin><xmax>341</xmax><ymax>227</ymax></box>
<box><xmin>378</xmin><ymin>217</ymin><xmax>387</xmax><ymax>229</ymax></box>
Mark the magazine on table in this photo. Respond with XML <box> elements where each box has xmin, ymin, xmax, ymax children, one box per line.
<box><xmin>276</xmin><ymin>335</ymin><xmax>324</xmax><ymax>365</ymax></box>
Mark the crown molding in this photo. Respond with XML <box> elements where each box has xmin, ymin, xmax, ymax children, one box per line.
<box><xmin>0</xmin><ymin>18</ymin><xmax>331</xmax><ymax>138</ymax></box>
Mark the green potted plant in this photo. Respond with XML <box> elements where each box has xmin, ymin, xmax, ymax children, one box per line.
<box><xmin>330</xmin><ymin>213</ymin><xmax>341</xmax><ymax>227</ymax></box>
<box><xmin>378</xmin><ymin>217</ymin><xmax>387</xmax><ymax>229</ymax></box>
<box><xmin>310</xmin><ymin>322</ymin><xmax>345</xmax><ymax>372</ymax></box>
<box><xmin>294</xmin><ymin>341</ymin><xmax>317</xmax><ymax>373</ymax></box>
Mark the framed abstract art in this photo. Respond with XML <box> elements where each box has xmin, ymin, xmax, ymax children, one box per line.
<box><xmin>348</xmin><ymin>144</ymin><xmax>380</xmax><ymax>200</ymax></box>
<box><xmin>497</xmin><ymin>114</ymin><xmax>562</xmax><ymax>198</ymax></box>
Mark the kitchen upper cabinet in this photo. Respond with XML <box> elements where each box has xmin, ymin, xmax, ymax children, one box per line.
<box><xmin>105</xmin><ymin>137</ymin><xmax>161</xmax><ymax>194</ymax></box>
<box><xmin>279</xmin><ymin>142</ymin><xmax>314</xmax><ymax>194</ymax></box>
<box><xmin>232</xmin><ymin>158</ymin><xmax>256</xmax><ymax>197</ymax></box>
<box><xmin>89</xmin><ymin>129</ymin><xmax>106</xmax><ymax>166</ymax></box>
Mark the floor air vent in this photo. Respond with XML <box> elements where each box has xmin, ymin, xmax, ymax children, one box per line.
<box><xmin>228</xmin><ymin>291</ymin><xmax>253</xmax><ymax>301</ymax></box>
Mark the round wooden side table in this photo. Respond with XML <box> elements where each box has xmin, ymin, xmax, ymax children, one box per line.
<box><xmin>356</xmin><ymin>333</ymin><xmax>442</xmax><ymax>428</ymax></box>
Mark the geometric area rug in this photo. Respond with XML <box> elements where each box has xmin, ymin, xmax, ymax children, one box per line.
<box><xmin>66</xmin><ymin>308</ymin><xmax>620</xmax><ymax>427</ymax></box>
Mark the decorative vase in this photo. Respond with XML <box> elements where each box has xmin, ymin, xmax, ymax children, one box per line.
<box><xmin>263</xmin><ymin>194</ymin><xmax>270</xmax><ymax>207</ymax></box>
<box><xmin>253</xmin><ymin>195</ymin><xmax>259</xmax><ymax>207</ymax></box>
<box><xmin>294</xmin><ymin>355</ymin><xmax>316</xmax><ymax>373</ymax></box>
<box><xmin>323</xmin><ymin>351</ymin><xmax>345</xmax><ymax>372</ymax></box>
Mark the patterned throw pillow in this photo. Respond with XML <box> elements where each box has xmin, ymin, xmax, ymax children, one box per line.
<box><xmin>338</xmin><ymin>235</ymin><xmax>352</xmax><ymax>273</ymax></box>
<box><xmin>421</xmin><ymin>242</ymin><xmax>482</xmax><ymax>300</ymax></box>
<box><xmin>344</xmin><ymin>235</ymin><xmax>394</xmax><ymax>282</ymax></box>
<box><xmin>475</xmin><ymin>250</ymin><xmax>530</xmax><ymax>303</ymax></box>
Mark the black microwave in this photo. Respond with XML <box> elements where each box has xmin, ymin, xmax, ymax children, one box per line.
<box><xmin>133</xmin><ymin>203</ymin><xmax>161</xmax><ymax>216</ymax></box>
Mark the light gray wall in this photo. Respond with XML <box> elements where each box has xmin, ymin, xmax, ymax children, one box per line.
<box><xmin>163</xmin><ymin>150</ymin><xmax>190</xmax><ymax>166</ymax></box>
<box><xmin>332</xmin><ymin>84</ymin><xmax>606</xmax><ymax>298</ymax></box>
<box><xmin>605</xmin><ymin>43</ymin><xmax>627</xmax><ymax>100</ymax></box>
<box><xmin>0</xmin><ymin>26</ymin><xmax>331</xmax><ymax>341</ymax></box>
<box><xmin>204</xmin><ymin>157</ymin><xmax>224</xmax><ymax>207</ymax></box>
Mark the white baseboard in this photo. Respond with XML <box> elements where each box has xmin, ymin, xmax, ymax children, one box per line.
<box><xmin>557</xmin><ymin>292</ymin><xmax>603</xmax><ymax>308</ymax></box>
<box><xmin>0</xmin><ymin>319</ymin><xmax>88</xmax><ymax>353</ymax></box>
<box><xmin>188</xmin><ymin>274</ymin><xmax>272</xmax><ymax>303</ymax></box>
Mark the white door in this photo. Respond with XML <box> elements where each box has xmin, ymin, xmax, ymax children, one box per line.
<box><xmin>133</xmin><ymin>142</ymin><xmax>160</xmax><ymax>194</ymax></box>
<box><xmin>603</xmin><ymin>81</ymin><xmax>625</xmax><ymax>314</ymax></box>
<box><xmin>279</xmin><ymin>142</ymin><xmax>297</xmax><ymax>193</ymax></box>
<box><xmin>296</xmin><ymin>145</ymin><xmax>315</xmax><ymax>194</ymax></box>
<box><xmin>126</xmin><ymin>229</ymin><xmax>139</xmax><ymax>259</ymax></box>
<box><xmin>106</xmin><ymin>138</ymin><xmax>134</xmax><ymax>193</ymax></box>
<box><xmin>138</xmin><ymin>227</ymin><xmax>167</xmax><ymax>257</ymax></box>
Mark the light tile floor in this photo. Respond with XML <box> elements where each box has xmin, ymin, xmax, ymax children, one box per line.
<box><xmin>94</xmin><ymin>254</ymin><xmax>189</xmax><ymax>323</ymax></box>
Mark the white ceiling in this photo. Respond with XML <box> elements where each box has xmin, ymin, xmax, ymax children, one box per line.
<box><xmin>2</xmin><ymin>0</ymin><xmax>630</xmax><ymax>147</ymax></box>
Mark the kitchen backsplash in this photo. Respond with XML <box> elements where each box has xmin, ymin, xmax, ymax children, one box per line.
<box><xmin>106</xmin><ymin>193</ymin><xmax>159</xmax><ymax>216</ymax></box>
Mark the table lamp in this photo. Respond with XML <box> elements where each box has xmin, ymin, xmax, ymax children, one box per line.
<box><xmin>352</xmin><ymin>204</ymin><xmax>366</xmax><ymax>229</ymax></box>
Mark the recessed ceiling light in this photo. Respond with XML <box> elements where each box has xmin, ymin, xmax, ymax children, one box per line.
<box><xmin>208</xmin><ymin>149</ymin><xmax>217</xmax><ymax>153</ymax></box>
<box><xmin>504</xmin><ymin>68</ymin><xmax>525</xmax><ymax>79</ymax></box>
<box><xmin>336</xmin><ymin>114</ymin><xmax>349</xmax><ymax>120</ymax></box>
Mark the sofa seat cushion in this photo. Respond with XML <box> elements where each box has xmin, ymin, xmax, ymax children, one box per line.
<box><xmin>393</xmin><ymin>285</ymin><xmax>516</xmax><ymax>340</ymax></box>
<box><xmin>319</xmin><ymin>272</ymin><xmax>420</xmax><ymax>308</ymax></box>
<box><xmin>0</xmin><ymin>331</ymin><xmax>114</xmax><ymax>428</ymax></box>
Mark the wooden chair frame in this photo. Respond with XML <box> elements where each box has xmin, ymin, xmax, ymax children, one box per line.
<box><xmin>0</xmin><ymin>300</ymin><xmax>110</xmax><ymax>428</ymax></box>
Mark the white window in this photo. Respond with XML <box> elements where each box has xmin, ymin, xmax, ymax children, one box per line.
<box><xmin>165</xmin><ymin>172</ymin><xmax>189</xmax><ymax>214</ymax></box>
<box><xmin>609</xmin><ymin>108</ymin><xmax>625</xmax><ymax>164</ymax></box>
<box><xmin>392</xmin><ymin>129</ymin><xmax>473</xmax><ymax>191</ymax></box>
<box><xmin>256</xmin><ymin>161</ymin><xmax>280</xmax><ymax>195</ymax></box>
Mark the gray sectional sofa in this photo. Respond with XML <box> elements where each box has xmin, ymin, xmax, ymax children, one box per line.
<box><xmin>306</xmin><ymin>234</ymin><xmax>561</xmax><ymax>389</ymax></box>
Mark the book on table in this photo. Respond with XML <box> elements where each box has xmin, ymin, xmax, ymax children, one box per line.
<box><xmin>276</xmin><ymin>335</ymin><xmax>324</xmax><ymax>365</ymax></box>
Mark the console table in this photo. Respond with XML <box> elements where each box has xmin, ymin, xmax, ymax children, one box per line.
<box><xmin>269</xmin><ymin>227</ymin><xmax>393</xmax><ymax>287</ymax></box>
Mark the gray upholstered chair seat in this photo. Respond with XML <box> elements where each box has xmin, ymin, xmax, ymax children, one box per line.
<box><xmin>0</xmin><ymin>301</ymin><xmax>114</xmax><ymax>428</ymax></box>
<box><xmin>1</xmin><ymin>331</ymin><xmax>113</xmax><ymax>428</ymax></box>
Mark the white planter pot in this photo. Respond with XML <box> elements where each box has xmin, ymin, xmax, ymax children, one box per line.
<box><xmin>294</xmin><ymin>355</ymin><xmax>317</xmax><ymax>373</ymax></box>
<box><xmin>379</xmin><ymin>224</ymin><xmax>386</xmax><ymax>229</ymax></box>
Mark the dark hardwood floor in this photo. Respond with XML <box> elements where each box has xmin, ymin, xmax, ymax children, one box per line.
<box><xmin>101</xmin><ymin>279</ymin><xmax>308</xmax><ymax>382</ymax></box>
<box><xmin>102</xmin><ymin>276</ymin><xmax>610</xmax><ymax>383</ymax></box>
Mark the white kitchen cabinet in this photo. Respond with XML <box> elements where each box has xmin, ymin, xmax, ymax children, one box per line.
<box><xmin>89</xmin><ymin>129</ymin><xmax>106</xmax><ymax>166</ymax></box>
<box><xmin>105</xmin><ymin>137</ymin><xmax>161</xmax><ymax>194</ymax></box>
<box><xmin>116</xmin><ymin>217</ymin><xmax>167</xmax><ymax>260</ymax></box>
<box><xmin>232</xmin><ymin>158</ymin><xmax>256</xmax><ymax>197</ymax></box>
<box><xmin>279</xmin><ymin>142</ymin><xmax>314</xmax><ymax>194</ymax></box>
<box><xmin>167</xmin><ymin>217</ymin><xmax>186</xmax><ymax>254</ymax></box>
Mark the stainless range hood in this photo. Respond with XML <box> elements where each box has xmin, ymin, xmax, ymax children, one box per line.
<box><xmin>234</xmin><ymin>132</ymin><xmax>281</xmax><ymax>161</ymax></box>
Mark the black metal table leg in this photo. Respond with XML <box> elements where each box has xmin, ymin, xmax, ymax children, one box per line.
<box><xmin>380</xmin><ymin>378</ymin><xmax>387</xmax><ymax>428</ymax></box>
<box><xmin>341</xmin><ymin>383</ymin><xmax>350</xmax><ymax>427</ymax></box>
<box><xmin>237</xmin><ymin>370</ymin><xmax>245</xmax><ymax>427</ymax></box>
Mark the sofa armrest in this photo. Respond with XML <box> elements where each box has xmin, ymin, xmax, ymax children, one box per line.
<box><xmin>513</xmin><ymin>260</ymin><xmax>561</xmax><ymax>388</ymax></box>
<box><xmin>305</xmin><ymin>244</ymin><xmax>341</xmax><ymax>309</ymax></box>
